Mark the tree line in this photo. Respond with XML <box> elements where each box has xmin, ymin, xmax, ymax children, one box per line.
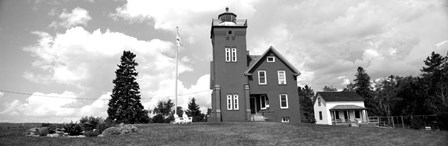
<box><xmin>299</xmin><ymin>51</ymin><xmax>448</xmax><ymax>122</ymax></box>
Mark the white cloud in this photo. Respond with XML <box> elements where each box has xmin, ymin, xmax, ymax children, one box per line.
<box><xmin>0</xmin><ymin>92</ymin><xmax>4</xmax><ymax>97</ymax></box>
<box><xmin>16</xmin><ymin>26</ymin><xmax>202</xmax><ymax>122</ymax></box>
<box><xmin>112</xmin><ymin>0</ymin><xmax>258</xmax><ymax>30</ymax></box>
<box><xmin>49</xmin><ymin>7</ymin><xmax>92</xmax><ymax>29</ymax></box>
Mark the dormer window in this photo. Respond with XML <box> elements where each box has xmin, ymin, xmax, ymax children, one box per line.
<box><xmin>267</xmin><ymin>56</ymin><xmax>275</xmax><ymax>62</ymax></box>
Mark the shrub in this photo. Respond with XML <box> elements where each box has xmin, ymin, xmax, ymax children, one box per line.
<box><xmin>41</xmin><ymin>123</ymin><xmax>51</xmax><ymax>127</ymax></box>
<box><xmin>63</xmin><ymin>121</ymin><xmax>82</xmax><ymax>136</ymax></box>
<box><xmin>151</xmin><ymin>114</ymin><xmax>165</xmax><ymax>123</ymax></box>
<box><xmin>436</xmin><ymin>112</ymin><xmax>448</xmax><ymax>130</ymax></box>
<box><xmin>37</xmin><ymin>127</ymin><xmax>49</xmax><ymax>136</ymax></box>
<box><xmin>80</xmin><ymin>116</ymin><xmax>104</xmax><ymax>131</ymax></box>
<box><xmin>83</xmin><ymin>130</ymin><xmax>100</xmax><ymax>137</ymax></box>
<box><xmin>410</xmin><ymin>117</ymin><xmax>424</xmax><ymax>130</ymax></box>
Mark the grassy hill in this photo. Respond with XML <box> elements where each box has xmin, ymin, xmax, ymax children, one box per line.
<box><xmin>1</xmin><ymin>122</ymin><xmax>447</xmax><ymax>145</ymax></box>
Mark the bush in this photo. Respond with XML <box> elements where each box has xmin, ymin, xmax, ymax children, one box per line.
<box><xmin>410</xmin><ymin>117</ymin><xmax>424</xmax><ymax>129</ymax></box>
<box><xmin>80</xmin><ymin>116</ymin><xmax>104</xmax><ymax>131</ymax></box>
<box><xmin>83</xmin><ymin>130</ymin><xmax>100</xmax><ymax>137</ymax></box>
<box><xmin>63</xmin><ymin>121</ymin><xmax>82</xmax><ymax>136</ymax></box>
<box><xmin>436</xmin><ymin>112</ymin><xmax>448</xmax><ymax>130</ymax></box>
<box><xmin>151</xmin><ymin>114</ymin><xmax>165</xmax><ymax>123</ymax></box>
<box><xmin>37</xmin><ymin>127</ymin><xmax>49</xmax><ymax>136</ymax></box>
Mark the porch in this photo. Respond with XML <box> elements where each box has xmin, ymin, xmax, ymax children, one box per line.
<box><xmin>330</xmin><ymin>105</ymin><xmax>368</xmax><ymax>125</ymax></box>
<box><xmin>249</xmin><ymin>94</ymin><xmax>269</xmax><ymax>121</ymax></box>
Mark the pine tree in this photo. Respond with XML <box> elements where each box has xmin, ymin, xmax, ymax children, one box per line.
<box><xmin>298</xmin><ymin>85</ymin><xmax>315</xmax><ymax>123</ymax></box>
<box><xmin>353</xmin><ymin>67</ymin><xmax>378</xmax><ymax>115</ymax></box>
<box><xmin>107</xmin><ymin>50</ymin><xmax>149</xmax><ymax>124</ymax></box>
<box><xmin>421</xmin><ymin>51</ymin><xmax>448</xmax><ymax>113</ymax></box>
<box><xmin>186</xmin><ymin>98</ymin><xmax>204</xmax><ymax>122</ymax></box>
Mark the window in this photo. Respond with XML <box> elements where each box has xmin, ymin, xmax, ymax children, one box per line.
<box><xmin>278</xmin><ymin>70</ymin><xmax>286</xmax><ymax>85</ymax></box>
<box><xmin>355</xmin><ymin>111</ymin><xmax>360</xmax><ymax>118</ymax></box>
<box><xmin>225</xmin><ymin>47</ymin><xmax>237</xmax><ymax>62</ymax></box>
<box><xmin>233</xmin><ymin>94</ymin><xmax>239</xmax><ymax>110</ymax></box>
<box><xmin>227</xmin><ymin>94</ymin><xmax>239</xmax><ymax>110</ymax></box>
<box><xmin>267</xmin><ymin>56</ymin><xmax>275</xmax><ymax>62</ymax></box>
<box><xmin>260</xmin><ymin>95</ymin><xmax>269</xmax><ymax>109</ymax></box>
<box><xmin>281</xmin><ymin>117</ymin><xmax>290</xmax><ymax>123</ymax></box>
<box><xmin>225</xmin><ymin>48</ymin><xmax>231</xmax><ymax>62</ymax></box>
<box><xmin>319</xmin><ymin>111</ymin><xmax>323</xmax><ymax>120</ymax></box>
<box><xmin>231</xmin><ymin>48</ymin><xmax>237</xmax><ymax>62</ymax></box>
<box><xmin>335</xmin><ymin>111</ymin><xmax>339</xmax><ymax>119</ymax></box>
<box><xmin>318</xmin><ymin>97</ymin><xmax>321</xmax><ymax>106</ymax></box>
<box><xmin>227</xmin><ymin>95</ymin><xmax>232</xmax><ymax>110</ymax></box>
<box><xmin>258</xmin><ymin>70</ymin><xmax>267</xmax><ymax>85</ymax></box>
<box><xmin>279</xmin><ymin>94</ymin><xmax>288</xmax><ymax>109</ymax></box>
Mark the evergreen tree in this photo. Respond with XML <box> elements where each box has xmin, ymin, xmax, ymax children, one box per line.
<box><xmin>353</xmin><ymin>67</ymin><xmax>378</xmax><ymax>115</ymax></box>
<box><xmin>342</xmin><ymin>82</ymin><xmax>356</xmax><ymax>92</ymax></box>
<box><xmin>421</xmin><ymin>51</ymin><xmax>448</xmax><ymax>113</ymax></box>
<box><xmin>186</xmin><ymin>98</ymin><xmax>205</xmax><ymax>122</ymax></box>
<box><xmin>107</xmin><ymin>50</ymin><xmax>149</xmax><ymax>124</ymax></box>
<box><xmin>298</xmin><ymin>85</ymin><xmax>315</xmax><ymax>123</ymax></box>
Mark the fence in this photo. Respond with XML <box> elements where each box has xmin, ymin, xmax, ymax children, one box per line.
<box><xmin>370</xmin><ymin>115</ymin><xmax>441</xmax><ymax>130</ymax></box>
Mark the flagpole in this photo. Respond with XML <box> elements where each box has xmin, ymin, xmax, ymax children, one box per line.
<box><xmin>175</xmin><ymin>27</ymin><xmax>179</xmax><ymax>116</ymax></box>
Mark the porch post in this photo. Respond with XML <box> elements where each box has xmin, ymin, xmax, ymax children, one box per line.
<box><xmin>244</xmin><ymin>84</ymin><xmax>251</xmax><ymax>121</ymax></box>
<box><xmin>214</xmin><ymin>85</ymin><xmax>221</xmax><ymax>122</ymax></box>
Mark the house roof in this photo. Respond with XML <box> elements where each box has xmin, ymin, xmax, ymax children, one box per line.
<box><xmin>317</xmin><ymin>92</ymin><xmax>364</xmax><ymax>102</ymax></box>
<box><xmin>330</xmin><ymin>105</ymin><xmax>366</xmax><ymax>110</ymax></box>
<box><xmin>244</xmin><ymin>46</ymin><xmax>300</xmax><ymax>76</ymax></box>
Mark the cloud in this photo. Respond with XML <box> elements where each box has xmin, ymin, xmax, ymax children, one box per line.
<box><xmin>0</xmin><ymin>91</ymin><xmax>79</xmax><ymax>123</ymax></box>
<box><xmin>15</xmin><ymin>26</ymin><xmax>204</xmax><ymax>122</ymax></box>
<box><xmin>244</xmin><ymin>0</ymin><xmax>448</xmax><ymax>90</ymax></box>
<box><xmin>49</xmin><ymin>7</ymin><xmax>92</xmax><ymax>29</ymax></box>
<box><xmin>0</xmin><ymin>92</ymin><xmax>4</xmax><ymax>97</ymax></box>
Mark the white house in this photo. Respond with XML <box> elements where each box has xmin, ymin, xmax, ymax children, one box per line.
<box><xmin>313</xmin><ymin>92</ymin><xmax>368</xmax><ymax>125</ymax></box>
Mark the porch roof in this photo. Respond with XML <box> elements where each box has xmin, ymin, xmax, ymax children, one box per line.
<box><xmin>330</xmin><ymin>105</ymin><xmax>366</xmax><ymax>110</ymax></box>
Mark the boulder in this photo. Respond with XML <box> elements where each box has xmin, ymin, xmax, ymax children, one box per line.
<box><xmin>101</xmin><ymin>127</ymin><xmax>121</xmax><ymax>136</ymax></box>
<box><xmin>25</xmin><ymin>127</ymin><xmax>49</xmax><ymax>137</ymax></box>
<box><xmin>101</xmin><ymin>124</ymin><xmax>138</xmax><ymax>136</ymax></box>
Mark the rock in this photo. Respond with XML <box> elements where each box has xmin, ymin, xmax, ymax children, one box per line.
<box><xmin>101</xmin><ymin>124</ymin><xmax>138</xmax><ymax>136</ymax></box>
<box><xmin>25</xmin><ymin>127</ymin><xmax>49</xmax><ymax>137</ymax></box>
<box><xmin>102</xmin><ymin>127</ymin><xmax>121</xmax><ymax>136</ymax></box>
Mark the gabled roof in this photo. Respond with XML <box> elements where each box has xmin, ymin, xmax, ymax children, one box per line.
<box><xmin>317</xmin><ymin>92</ymin><xmax>364</xmax><ymax>102</ymax></box>
<box><xmin>244</xmin><ymin>46</ymin><xmax>300</xmax><ymax>76</ymax></box>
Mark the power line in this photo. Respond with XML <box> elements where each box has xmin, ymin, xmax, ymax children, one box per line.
<box><xmin>0</xmin><ymin>89</ymin><xmax>211</xmax><ymax>101</ymax></box>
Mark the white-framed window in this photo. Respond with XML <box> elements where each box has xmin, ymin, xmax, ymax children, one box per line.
<box><xmin>231</xmin><ymin>48</ymin><xmax>237</xmax><ymax>62</ymax></box>
<box><xmin>280</xmin><ymin>94</ymin><xmax>289</xmax><ymax>109</ymax></box>
<box><xmin>233</xmin><ymin>94</ymin><xmax>239</xmax><ymax>110</ymax></box>
<box><xmin>258</xmin><ymin>70</ymin><xmax>267</xmax><ymax>85</ymax></box>
<box><xmin>278</xmin><ymin>70</ymin><xmax>286</xmax><ymax>85</ymax></box>
<box><xmin>267</xmin><ymin>56</ymin><xmax>275</xmax><ymax>62</ymax></box>
<box><xmin>227</xmin><ymin>95</ymin><xmax>232</xmax><ymax>110</ymax></box>
<box><xmin>225</xmin><ymin>48</ymin><xmax>231</xmax><ymax>62</ymax></box>
<box><xmin>281</xmin><ymin>117</ymin><xmax>290</xmax><ymax>123</ymax></box>
<box><xmin>260</xmin><ymin>95</ymin><xmax>269</xmax><ymax>109</ymax></box>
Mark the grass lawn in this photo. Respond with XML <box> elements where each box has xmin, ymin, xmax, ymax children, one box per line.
<box><xmin>1</xmin><ymin>122</ymin><xmax>447</xmax><ymax>146</ymax></box>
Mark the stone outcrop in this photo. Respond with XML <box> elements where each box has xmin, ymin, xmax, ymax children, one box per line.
<box><xmin>101</xmin><ymin>123</ymin><xmax>138</xmax><ymax>136</ymax></box>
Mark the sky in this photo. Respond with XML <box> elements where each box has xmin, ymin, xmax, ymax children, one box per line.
<box><xmin>0</xmin><ymin>0</ymin><xmax>447</xmax><ymax>123</ymax></box>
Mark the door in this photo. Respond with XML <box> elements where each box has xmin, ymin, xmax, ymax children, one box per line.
<box><xmin>250</xmin><ymin>97</ymin><xmax>255</xmax><ymax>114</ymax></box>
